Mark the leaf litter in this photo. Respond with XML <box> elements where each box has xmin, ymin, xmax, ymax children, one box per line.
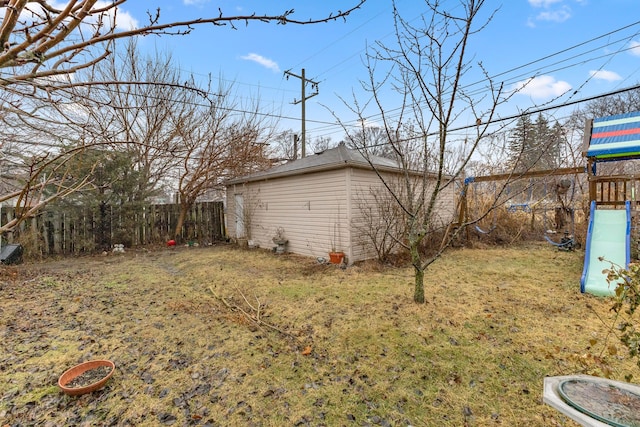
<box><xmin>0</xmin><ymin>244</ymin><xmax>638</xmax><ymax>426</ymax></box>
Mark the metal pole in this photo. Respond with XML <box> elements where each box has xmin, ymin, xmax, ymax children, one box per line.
<box><xmin>301</xmin><ymin>68</ymin><xmax>306</xmax><ymax>159</ymax></box>
<box><xmin>284</xmin><ymin>68</ymin><xmax>319</xmax><ymax>159</ymax></box>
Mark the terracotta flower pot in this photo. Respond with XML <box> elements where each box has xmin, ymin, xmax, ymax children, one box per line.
<box><xmin>58</xmin><ymin>359</ymin><xmax>115</xmax><ymax>396</ymax></box>
<box><xmin>329</xmin><ymin>251</ymin><xmax>345</xmax><ymax>264</ymax></box>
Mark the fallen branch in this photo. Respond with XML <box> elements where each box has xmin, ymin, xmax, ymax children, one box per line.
<box><xmin>209</xmin><ymin>286</ymin><xmax>301</xmax><ymax>343</ymax></box>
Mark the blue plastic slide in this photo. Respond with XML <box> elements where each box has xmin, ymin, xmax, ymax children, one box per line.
<box><xmin>580</xmin><ymin>201</ymin><xmax>631</xmax><ymax>296</ymax></box>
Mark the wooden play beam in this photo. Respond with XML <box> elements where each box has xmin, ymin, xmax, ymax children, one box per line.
<box><xmin>465</xmin><ymin>166</ymin><xmax>586</xmax><ymax>184</ymax></box>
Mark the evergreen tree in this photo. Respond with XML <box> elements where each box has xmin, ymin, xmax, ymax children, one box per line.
<box><xmin>508</xmin><ymin>114</ymin><xmax>564</xmax><ymax>172</ymax></box>
<box><xmin>508</xmin><ymin>115</ymin><xmax>534</xmax><ymax>171</ymax></box>
<box><xmin>46</xmin><ymin>146</ymin><xmax>149</xmax><ymax>249</ymax></box>
<box><xmin>547</xmin><ymin>121</ymin><xmax>566</xmax><ymax>168</ymax></box>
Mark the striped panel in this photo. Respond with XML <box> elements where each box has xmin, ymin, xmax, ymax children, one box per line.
<box><xmin>587</xmin><ymin>111</ymin><xmax>640</xmax><ymax>158</ymax></box>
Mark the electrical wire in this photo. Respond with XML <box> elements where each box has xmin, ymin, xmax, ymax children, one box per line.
<box><xmin>2</xmin><ymin>10</ymin><xmax>640</xmax><ymax>143</ymax></box>
<box><xmin>302</xmin><ymin>15</ymin><xmax>640</xmax><ymax>138</ymax></box>
<box><xmin>307</xmin><ymin>25</ymin><xmax>640</xmax><ymax>138</ymax></box>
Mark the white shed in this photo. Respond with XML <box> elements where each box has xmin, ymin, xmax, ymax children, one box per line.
<box><xmin>225</xmin><ymin>143</ymin><xmax>456</xmax><ymax>264</ymax></box>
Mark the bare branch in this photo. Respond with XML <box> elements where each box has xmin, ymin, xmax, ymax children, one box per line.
<box><xmin>0</xmin><ymin>1</ymin><xmax>366</xmax><ymax>84</ymax></box>
<box><xmin>332</xmin><ymin>0</ymin><xmax>508</xmax><ymax>303</ymax></box>
<box><xmin>0</xmin><ymin>1</ymin><xmax>366</xmax><ymax>233</ymax></box>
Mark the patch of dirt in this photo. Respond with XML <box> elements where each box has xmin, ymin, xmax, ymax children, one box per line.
<box><xmin>64</xmin><ymin>366</ymin><xmax>112</xmax><ymax>389</ymax></box>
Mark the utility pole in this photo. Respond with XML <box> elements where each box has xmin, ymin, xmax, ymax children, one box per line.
<box><xmin>284</xmin><ymin>68</ymin><xmax>318</xmax><ymax>158</ymax></box>
<box><xmin>293</xmin><ymin>134</ymin><xmax>299</xmax><ymax>160</ymax></box>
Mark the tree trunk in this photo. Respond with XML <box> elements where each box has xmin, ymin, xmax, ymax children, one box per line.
<box><xmin>414</xmin><ymin>266</ymin><xmax>425</xmax><ymax>304</ymax></box>
<box><xmin>173</xmin><ymin>202</ymin><xmax>189</xmax><ymax>241</ymax></box>
<box><xmin>411</xmin><ymin>243</ymin><xmax>425</xmax><ymax>303</ymax></box>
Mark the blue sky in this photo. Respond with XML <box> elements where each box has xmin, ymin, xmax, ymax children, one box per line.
<box><xmin>118</xmin><ymin>0</ymin><xmax>640</xmax><ymax>144</ymax></box>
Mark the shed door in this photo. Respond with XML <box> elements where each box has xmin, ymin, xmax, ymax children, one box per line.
<box><xmin>235</xmin><ymin>194</ymin><xmax>245</xmax><ymax>238</ymax></box>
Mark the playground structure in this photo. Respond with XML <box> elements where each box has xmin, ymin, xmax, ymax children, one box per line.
<box><xmin>543</xmin><ymin>112</ymin><xmax>640</xmax><ymax>427</ymax></box>
<box><xmin>450</xmin><ymin>111</ymin><xmax>640</xmax><ymax>296</ymax></box>
<box><xmin>580</xmin><ymin>111</ymin><xmax>640</xmax><ymax>296</ymax></box>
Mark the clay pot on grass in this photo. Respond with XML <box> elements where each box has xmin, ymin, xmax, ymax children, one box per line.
<box><xmin>58</xmin><ymin>359</ymin><xmax>115</xmax><ymax>396</ymax></box>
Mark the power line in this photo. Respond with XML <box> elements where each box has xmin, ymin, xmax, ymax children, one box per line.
<box><xmin>306</xmin><ymin>20</ymin><xmax>640</xmax><ymax>140</ymax></box>
<box><xmin>446</xmin><ymin>83</ymin><xmax>640</xmax><ymax>136</ymax></box>
<box><xmin>360</xmin><ymin>83</ymin><xmax>640</xmax><ymax>149</ymax></box>
<box><xmin>3</xmin><ymin>15</ymin><xmax>639</xmax><ymax>144</ymax></box>
<box><xmin>304</xmin><ymin>27</ymin><xmax>640</xmax><ymax>142</ymax></box>
<box><xmin>472</xmin><ymin>19</ymin><xmax>640</xmax><ymax>88</ymax></box>
<box><xmin>284</xmin><ymin>68</ymin><xmax>319</xmax><ymax>158</ymax></box>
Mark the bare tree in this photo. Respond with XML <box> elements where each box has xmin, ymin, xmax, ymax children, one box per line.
<box><xmin>73</xmin><ymin>40</ymin><xmax>193</xmax><ymax>203</ymax></box>
<box><xmin>0</xmin><ymin>1</ymin><xmax>366</xmax><ymax>86</ymax></box>
<box><xmin>0</xmin><ymin>95</ymin><xmax>111</xmax><ymax>232</ymax></box>
<box><xmin>345</xmin><ymin>125</ymin><xmax>396</xmax><ymax>159</ymax></box>
<box><xmin>170</xmin><ymin>82</ymin><xmax>274</xmax><ymax>240</ymax></box>
<box><xmin>270</xmin><ymin>129</ymin><xmax>299</xmax><ymax>161</ymax></box>
<box><xmin>65</xmin><ymin>41</ymin><xmax>274</xmax><ymax>242</ymax></box>
<box><xmin>0</xmin><ymin>40</ymin><xmax>206</xmax><ymax>236</ymax></box>
<box><xmin>337</xmin><ymin>0</ymin><xmax>507</xmax><ymax>303</ymax></box>
<box><xmin>309</xmin><ymin>135</ymin><xmax>335</xmax><ymax>154</ymax></box>
<box><xmin>0</xmin><ymin>1</ymin><xmax>366</xmax><ymax>232</ymax></box>
<box><xmin>352</xmin><ymin>187</ymin><xmax>404</xmax><ymax>263</ymax></box>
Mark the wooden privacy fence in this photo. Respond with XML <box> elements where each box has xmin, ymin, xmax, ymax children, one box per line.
<box><xmin>2</xmin><ymin>201</ymin><xmax>226</xmax><ymax>256</ymax></box>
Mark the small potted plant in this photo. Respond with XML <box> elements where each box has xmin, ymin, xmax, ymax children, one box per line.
<box><xmin>329</xmin><ymin>223</ymin><xmax>345</xmax><ymax>264</ymax></box>
<box><xmin>329</xmin><ymin>249</ymin><xmax>345</xmax><ymax>264</ymax></box>
<box><xmin>272</xmin><ymin>227</ymin><xmax>288</xmax><ymax>254</ymax></box>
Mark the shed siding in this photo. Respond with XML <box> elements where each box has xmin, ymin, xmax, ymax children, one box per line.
<box><xmin>228</xmin><ymin>169</ymin><xmax>351</xmax><ymax>260</ymax></box>
<box><xmin>433</xmin><ymin>180</ymin><xmax>457</xmax><ymax>225</ymax></box>
<box><xmin>347</xmin><ymin>169</ymin><xmax>458</xmax><ymax>262</ymax></box>
<box><xmin>227</xmin><ymin>165</ymin><xmax>457</xmax><ymax>264</ymax></box>
<box><xmin>348</xmin><ymin>169</ymin><xmax>394</xmax><ymax>262</ymax></box>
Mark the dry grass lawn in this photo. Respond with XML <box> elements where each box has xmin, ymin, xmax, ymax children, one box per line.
<box><xmin>0</xmin><ymin>243</ymin><xmax>637</xmax><ymax>426</ymax></box>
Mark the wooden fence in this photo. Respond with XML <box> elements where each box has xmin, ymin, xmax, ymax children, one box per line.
<box><xmin>2</xmin><ymin>201</ymin><xmax>226</xmax><ymax>256</ymax></box>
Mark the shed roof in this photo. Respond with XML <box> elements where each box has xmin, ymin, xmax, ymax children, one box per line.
<box><xmin>226</xmin><ymin>143</ymin><xmax>402</xmax><ymax>185</ymax></box>
<box><xmin>586</xmin><ymin>111</ymin><xmax>640</xmax><ymax>159</ymax></box>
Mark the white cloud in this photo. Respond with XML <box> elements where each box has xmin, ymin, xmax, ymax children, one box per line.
<box><xmin>183</xmin><ymin>0</ymin><xmax>210</xmax><ymax>5</ymax></box>
<box><xmin>589</xmin><ymin>70</ymin><xmax>622</xmax><ymax>82</ymax></box>
<box><xmin>36</xmin><ymin>73</ymin><xmax>75</xmax><ymax>84</ymax></box>
<box><xmin>46</xmin><ymin>1</ymin><xmax>138</xmax><ymax>30</ymax></box>
<box><xmin>630</xmin><ymin>41</ymin><xmax>640</xmax><ymax>57</ymax></box>
<box><xmin>527</xmin><ymin>0</ymin><xmax>578</xmax><ymax>26</ymax></box>
<box><xmin>241</xmin><ymin>53</ymin><xmax>280</xmax><ymax>73</ymax></box>
<box><xmin>96</xmin><ymin>1</ymin><xmax>139</xmax><ymax>31</ymax></box>
<box><xmin>536</xmin><ymin>7</ymin><xmax>571</xmax><ymax>23</ymax></box>
<box><xmin>528</xmin><ymin>0</ymin><xmax>563</xmax><ymax>7</ymax></box>
<box><xmin>511</xmin><ymin>75</ymin><xmax>572</xmax><ymax>99</ymax></box>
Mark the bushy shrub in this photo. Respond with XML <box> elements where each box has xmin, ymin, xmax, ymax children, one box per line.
<box><xmin>605</xmin><ymin>261</ymin><xmax>640</xmax><ymax>377</ymax></box>
<box><xmin>468</xmin><ymin>195</ymin><xmax>587</xmax><ymax>247</ymax></box>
